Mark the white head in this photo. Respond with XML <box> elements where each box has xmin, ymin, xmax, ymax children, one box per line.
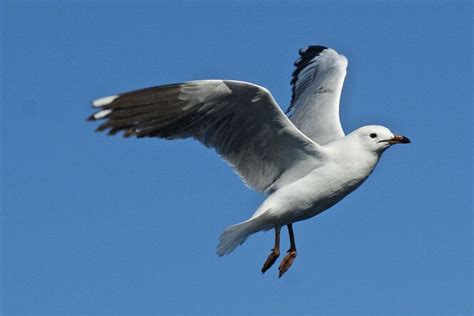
<box><xmin>349</xmin><ymin>125</ymin><xmax>411</xmax><ymax>155</ymax></box>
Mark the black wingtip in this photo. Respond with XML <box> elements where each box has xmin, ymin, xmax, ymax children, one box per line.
<box><xmin>288</xmin><ymin>45</ymin><xmax>330</xmax><ymax>111</ymax></box>
<box><xmin>295</xmin><ymin>45</ymin><xmax>329</xmax><ymax>67</ymax></box>
<box><xmin>299</xmin><ymin>45</ymin><xmax>328</xmax><ymax>56</ymax></box>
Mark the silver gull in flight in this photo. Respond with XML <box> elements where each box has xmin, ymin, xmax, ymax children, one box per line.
<box><xmin>88</xmin><ymin>45</ymin><xmax>410</xmax><ymax>277</ymax></box>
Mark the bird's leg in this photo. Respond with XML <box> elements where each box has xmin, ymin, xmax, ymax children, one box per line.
<box><xmin>278</xmin><ymin>224</ymin><xmax>297</xmax><ymax>278</ymax></box>
<box><xmin>261</xmin><ymin>225</ymin><xmax>281</xmax><ymax>273</ymax></box>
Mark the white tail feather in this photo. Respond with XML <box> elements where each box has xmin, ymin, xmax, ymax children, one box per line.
<box><xmin>217</xmin><ymin>213</ymin><xmax>270</xmax><ymax>256</ymax></box>
<box><xmin>217</xmin><ymin>223</ymin><xmax>250</xmax><ymax>256</ymax></box>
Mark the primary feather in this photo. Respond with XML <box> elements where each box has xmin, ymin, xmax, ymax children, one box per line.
<box><xmin>288</xmin><ymin>46</ymin><xmax>348</xmax><ymax>145</ymax></box>
<box><xmin>89</xmin><ymin>80</ymin><xmax>324</xmax><ymax>192</ymax></box>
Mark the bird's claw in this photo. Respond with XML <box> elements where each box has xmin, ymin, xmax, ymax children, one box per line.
<box><xmin>261</xmin><ymin>249</ymin><xmax>280</xmax><ymax>273</ymax></box>
<box><xmin>278</xmin><ymin>250</ymin><xmax>297</xmax><ymax>278</ymax></box>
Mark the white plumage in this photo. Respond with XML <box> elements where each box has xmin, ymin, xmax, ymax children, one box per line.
<box><xmin>89</xmin><ymin>45</ymin><xmax>410</xmax><ymax>277</ymax></box>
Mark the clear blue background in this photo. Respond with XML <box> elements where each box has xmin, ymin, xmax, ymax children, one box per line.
<box><xmin>1</xmin><ymin>1</ymin><xmax>472</xmax><ymax>315</ymax></box>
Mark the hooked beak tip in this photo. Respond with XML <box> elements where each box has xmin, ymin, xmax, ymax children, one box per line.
<box><xmin>392</xmin><ymin>135</ymin><xmax>411</xmax><ymax>144</ymax></box>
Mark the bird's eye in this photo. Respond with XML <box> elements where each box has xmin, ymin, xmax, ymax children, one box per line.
<box><xmin>370</xmin><ymin>133</ymin><xmax>377</xmax><ymax>138</ymax></box>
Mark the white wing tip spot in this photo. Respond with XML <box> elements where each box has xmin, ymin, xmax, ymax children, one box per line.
<box><xmin>92</xmin><ymin>95</ymin><xmax>119</xmax><ymax>107</ymax></box>
<box><xmin>93</xmin><ymin>109</ymin><xmax>112</xmax><ymax>119</ymax></box>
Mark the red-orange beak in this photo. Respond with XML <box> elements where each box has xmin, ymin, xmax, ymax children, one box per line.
<box><xmin>380</xmin><ymin>135</ymin><xmax>411</xmax><ymax>144</ymax></box>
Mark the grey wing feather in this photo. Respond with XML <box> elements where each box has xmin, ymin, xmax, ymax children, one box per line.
<box><xmin>89</xmin><ymin>80</ymin><xmax>323</xmax><ymax>192</ymax></box>
<box><xmin>287</xmin><ymin>46</ymin><xmax>348</xmax><ymax>145</ymax></box>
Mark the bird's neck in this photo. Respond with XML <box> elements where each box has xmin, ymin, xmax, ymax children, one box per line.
<box><xmin>327</xmin><ymin>139</ymin><xmax>380</xmax><ymax>180</ymax></box>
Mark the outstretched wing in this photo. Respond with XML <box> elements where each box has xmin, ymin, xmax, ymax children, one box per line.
<box><xmin>287</xmin><ymin>46</ymin><xmax>348</xmax><ymax>145</ymax></box>
<box><xmin>89</xmin><ymin>80</ymin><xmax>324</xmax><ymax>192</ymax></box>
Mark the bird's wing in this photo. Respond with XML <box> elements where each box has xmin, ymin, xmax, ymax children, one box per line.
<box><xmin>89</xmin><ymin>80</ymin><xmax>324</xmax><ymax>192</ymax></box>
<box><xmin>287</xmin><ymin>46</ymin><xmax>348</xmax><ymax>145</ymax></box>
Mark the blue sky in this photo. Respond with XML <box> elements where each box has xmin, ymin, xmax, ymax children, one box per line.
<box><xmin>1</xmin><ymin>1</ymin><xmax>472</xmax><ymax>315</ymax></box>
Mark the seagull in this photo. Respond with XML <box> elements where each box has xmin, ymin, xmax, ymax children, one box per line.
<box><xmin>88</xmin><ymin>45</ymin><xmax>410</xmax><ymax>277</ymax></box>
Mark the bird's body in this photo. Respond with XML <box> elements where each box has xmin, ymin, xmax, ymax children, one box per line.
<box><xmin>89</xmin><ymin>46</ymin><xmax>410</xmax><ymax>276</ymax></box>
<box><xmin>217</xmin><ymin>125</ymin><xmax>387</xmax><ymax>256</ymax></box>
